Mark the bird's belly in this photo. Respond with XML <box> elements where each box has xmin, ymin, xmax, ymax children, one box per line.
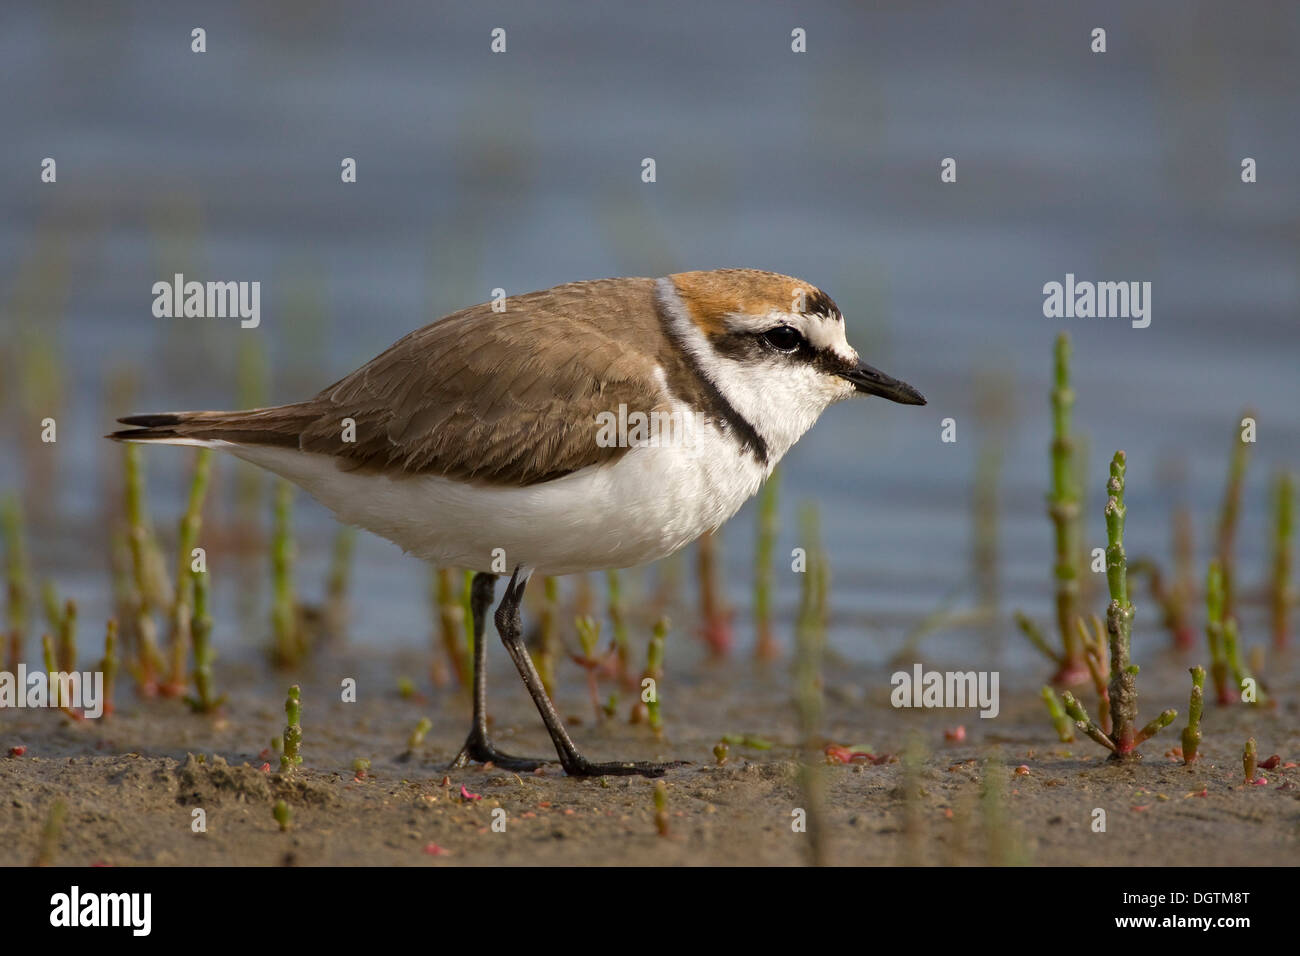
<box><xmin>228</xmin><ymin>427</ymin><xmax>766</xmax><ymax>576</ymax></box>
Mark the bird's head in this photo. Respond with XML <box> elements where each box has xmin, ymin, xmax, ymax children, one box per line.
<box><xmin>657</xmin><ymin>268</ymin><xmax>925</xmax><ymax>461</ymax></box>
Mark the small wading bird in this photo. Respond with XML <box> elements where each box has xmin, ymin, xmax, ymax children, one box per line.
<box><xmin>111</xmin><ymin>269</ymin><xmax>925</xmax><ymax>777</ymax></box>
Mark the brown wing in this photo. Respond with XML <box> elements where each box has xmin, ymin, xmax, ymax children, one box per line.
<box><xmin>297</xmin><ymin>278</ymin><xmax>671</xmax><ymax>485</ymax></box>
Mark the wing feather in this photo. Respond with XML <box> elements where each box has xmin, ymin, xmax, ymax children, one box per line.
<box><xmin>300</xmin><ymin>277</ymin><xmax>672</xmax><ymax>485</ymax></box>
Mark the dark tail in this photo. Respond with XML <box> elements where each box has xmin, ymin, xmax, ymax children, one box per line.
<box><xmin>107</xmin><ymin>405</ymin><xmax>314</xmax><ymax>448</ymax></box>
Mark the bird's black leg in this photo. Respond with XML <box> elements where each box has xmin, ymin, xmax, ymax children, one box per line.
<box><xmin>495</xmin><ymin>566</ymin><xmax>684</xmax><ymax>778</ymax></box>
<box><xmin>449</xmin><ymin>571</ymin><xmax>551</xmax><ymax>772</ymax></box>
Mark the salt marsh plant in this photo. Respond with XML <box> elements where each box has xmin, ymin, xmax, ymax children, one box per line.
<box><xmin>34</xmin><ymin>799</ymin><xmax>67</xmax><ymax>867</ymax></box>
<box><xmin>653</xmin><ymin>779</ymin><xmax>670</xmax><ymax>837</ymax></box>
<box><xmin>1204</xmin><ymin>563</ymin><xmax>1230</xmax><ymax>704</ymax></box>
<box><xmin>606</xmin><ymin>569</ymin><xmax>630</xmax><ymax>683</ymax></box>
<box><xmin>1170</xmin><ymin>507</ymin><xmax>1196</xmax><ymax>649</ymax></box>
<box><xmin>898</xmin><ymin>734</ymin><xmax>927</xmax><ymax>866</ymax></box>
<box><xmin>14</xmin><ymin>318</ymin><xmax>65</xmax><ymax>525</ymax></box>
<box><xmin>324</xmin><ymin>526</ymin><xmax>356</xmax><ymax>640</ymax></box>
<box><xmin>1075</xmin><ymin>614</ymin><xmax>1111</xmax><ymax>735</ymax></box>
<box><xmin>572</xmin><ymin>615</ymin><xmax>608</xmax><ymax>721</ymax></box>
<box><xmin>123</xmin><ymin>445</ymin><xmax>167</xmax><ymax>692</ymax></box>
<box><xmin>1243</xmin><ymin>737</ymin><xmax>1257</xmax><ymax>785</ymax></box>
<box><xmin>164</xmin><ymin>449</ymin><xmax>212</xmax><ymax>696</ymax></box>
<box><xmin>696</xmin><ymin>530</ymin><xmax>732</xmax><ymax>657</ymax></box>
<box><xmin>1016</xmin><ymin>334</ymin><xmax>1087</xmax><ymax>685</ymax></box>
<box><xmin>99</xmin><ymin>619</ymin><xmax>119</xmax><ymax>716</ymax></box>
<box><xmin>40</xmin><ymin>582</ymin><xmax>60</xmax><ymax>650</ymax></box>
<box><xmin>793</xmin><ymin>503</ymin><xmax>828</xmax><ymax>865</ymax></box>
<box><xmin>1060</xmin><ymin>452</ymin><xmax>1176</xmax><ymax>761</ymax></box>
<box><xmin>184</xmin><ymin>570</ymin><xmax>225</xmax><ymax>713</ymax></box>
<box><xmin>270</xmin><ymin>480</ymin><xmax>302</xmax><ymax>667</ymax></box>
<box><xmin>41</xmin><ymin>633</ymin><xmax>80</xmax><ymax>720</ymax></box>
<box><xmin>1041</xmin><ymin>687</ymin><xmax>1074</xmax><ymax>743</ymax></box>
<box><xmin>55</xmin><ymin>597</ymin><xmax>76</xmax><ymax>672</ymax></box>
<box><xmin>1182</xmin><ymin>667</ymin><xmax>1204</xmax><ymax>764</ymax></box>
<box><xmin>118</xmin><ymin>446</ymin><xmax>222</xmax><ymax>697</ymax></box>
<box><xmin>978</xmin><ymin>752</ymin><xmax>1029</xmax><ymax>866</ymax></box>
<box><xmin>1203</xmin><ymin>561</ymin><xmax>1260</xmax><ymax>706</ymax></box>
<box><xmin>1272</xmin><ymin>471</ymin><xmax>1294</xmax><ymax>650</ymax></box>
<box><xmin>459</xmin><ymin>570</ymin><xmax>475</xmax><ymax>672</ymax></box>
<box><xmin>1214</xmin><ymin>412</ymin><xmax>1253</xmax><ymax>620</ymax></box>
<box><xmin>642</xmin><ymin>616</ymin><xmax>668</xmax><ymax>735</ymax></box>
<box><xmin>280</xmin><ymin>684</ymin><xmax>303</xmax><ymax>772</ymax></box>
<box><xmin>754</xmin><ymin>467</ymin><xmax>780</xmax><ymax>660</ymax></box>
<box><xmin>537</xmin><ymin>575</ymin><xmax>559</xmax><ymax>697</ymax></box>
<box><xmin>433</xmin><ymin>567</ymin><xmax>468</xmax><ymax>688</ymax></box>
<box><xmin>407</xmin><ymin>717</ymin><xmax>432</xmax><ymax>750</ymax></box>
<box><xmin>108</xmin><ymin>529</ymin><xmax>134</xmax><ymax>669</ymax></box>
<box><xmin>3</xmin><ymin>495</ymin><xmax>31</xmax><ymax>672</ymax></box>
<box><xmin>797</xmin><ymin>504</ymin><xmax>831</xmax><ymax>641</ymax></box>
<box><xmin>1221</xmin><ymin>613</ymin><xmax>1258</xmax><ymax>705</ymax></box>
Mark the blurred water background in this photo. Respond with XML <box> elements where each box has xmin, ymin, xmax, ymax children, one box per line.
<box><xmin>1</xmin><ymin>1</ymin><xmax>1297</xmax><ymax>674</ymax></box>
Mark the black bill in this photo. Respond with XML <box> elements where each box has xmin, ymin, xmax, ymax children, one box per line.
<box><xmin>837</xmin><ymin>361</ymin><xmax>927</xmax><ymax>405</ymax></box>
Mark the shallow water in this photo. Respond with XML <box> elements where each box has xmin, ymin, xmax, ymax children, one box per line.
<box><xmin>1</xmin><ymin>2</ymin><xmax>1297</xmax><ymax>670</ymax></box>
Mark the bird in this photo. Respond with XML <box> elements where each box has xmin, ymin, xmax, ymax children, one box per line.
<box><xmin>110</xmin><ymin>268</ymin><xmax>926</xmax><ymax>777</ymax></box>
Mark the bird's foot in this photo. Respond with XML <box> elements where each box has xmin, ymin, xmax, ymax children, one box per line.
<box><xmin>449</xmin><ymin>730</ymin><xmax>551</xmax><ymax>772</ymax></box>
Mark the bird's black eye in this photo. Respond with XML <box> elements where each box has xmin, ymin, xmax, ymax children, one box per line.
<box><xmin>760</xmin><ymin>326</ymin><xmax>803</xmax><ymax>353</ymax></box>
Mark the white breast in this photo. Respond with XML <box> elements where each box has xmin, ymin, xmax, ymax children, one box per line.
<box><xmin>222</xmin><ymin>417</ymin><xmax>767</xmax><ymax>576</ymax></box>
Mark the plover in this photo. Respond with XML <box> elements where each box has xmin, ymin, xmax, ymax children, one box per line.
<box><xmin>111</xmin><ymin>269</ymin><xmax>925</xmax><ymax>777</ymax></box>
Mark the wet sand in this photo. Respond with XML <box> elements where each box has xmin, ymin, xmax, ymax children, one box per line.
<box><xmin>3</xmin><ymin>639</ymin><xmax>1296</xmax><ymax>866</ymax></box>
